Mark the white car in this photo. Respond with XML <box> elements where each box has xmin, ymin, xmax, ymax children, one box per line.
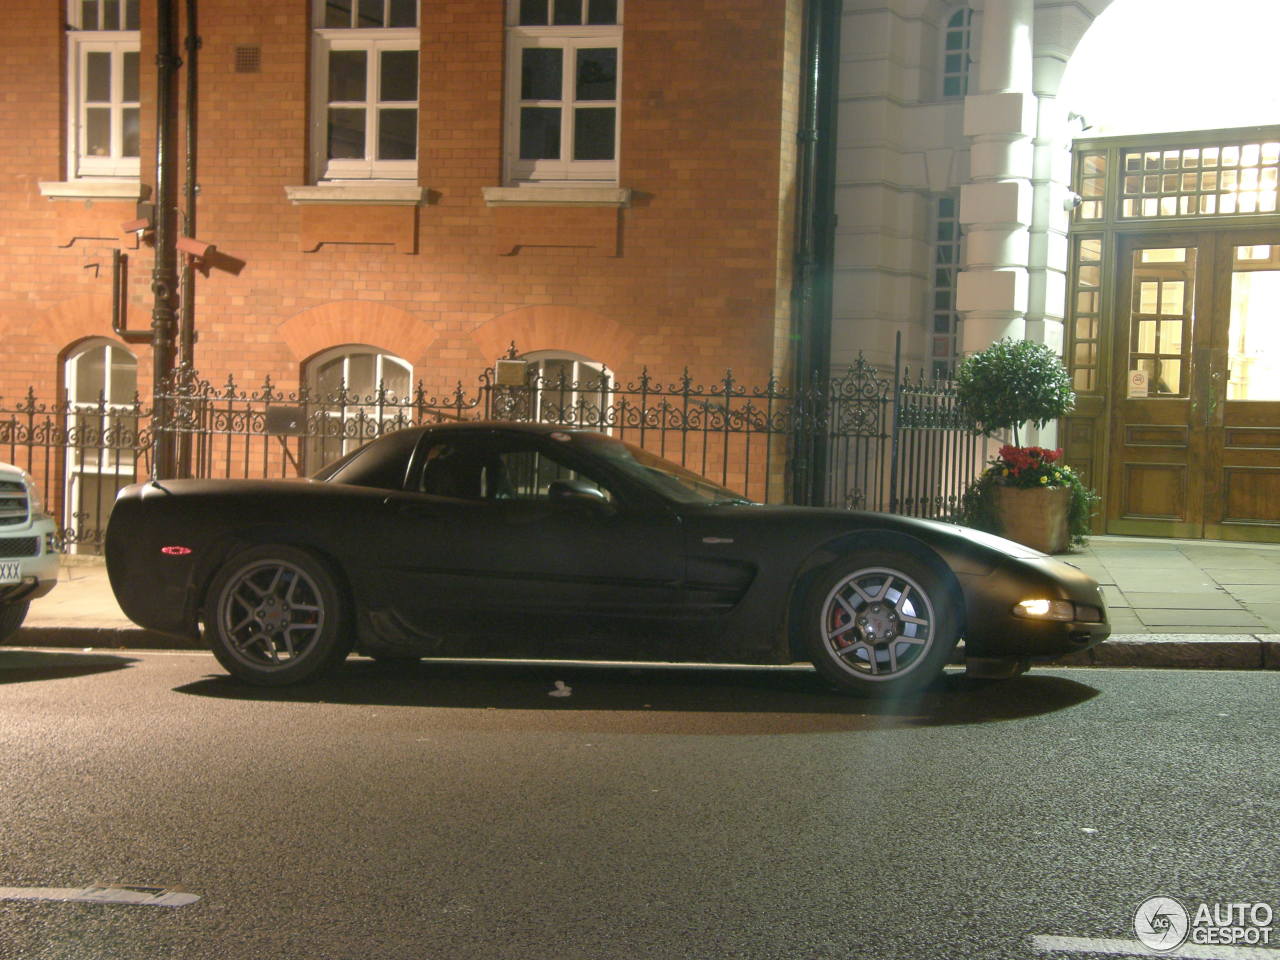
<box><xmin>0</xmin><ymin>462</ymin><xmax>59</xmax><ymax>643</ymax></box>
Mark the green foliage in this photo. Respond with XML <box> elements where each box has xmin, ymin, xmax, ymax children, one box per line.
<box><xmin>956</xmin><ymin>338</ymin><xmax>1076</xmax><ymax>443</ymax></box>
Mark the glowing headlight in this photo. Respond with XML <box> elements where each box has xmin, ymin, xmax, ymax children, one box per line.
<box><xmin>1013</xmin><ymin>598</ymin><xmax>1076</xmax><ymax>621</ymax></box>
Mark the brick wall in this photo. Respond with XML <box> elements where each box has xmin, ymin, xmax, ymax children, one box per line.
<box><xmin>0</xmin><ymin>0</ymin><xmax>800</xmax><ymax>415</ymax></box>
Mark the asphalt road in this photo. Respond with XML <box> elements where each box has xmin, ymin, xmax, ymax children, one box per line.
<box><xmin>1</xmin><ymin>651</ymin><xmax>1277</xmax><ymax>960</ymax></box>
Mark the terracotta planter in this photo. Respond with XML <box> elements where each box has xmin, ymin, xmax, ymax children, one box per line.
<box><xmin>993</xmin><ymin>485</ymin><xmax>1071</xmax><ymax>554</ymax></box>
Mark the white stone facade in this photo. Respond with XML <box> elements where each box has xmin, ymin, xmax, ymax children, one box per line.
<box><xmin>833</xmin><ymin>0</ymin><xmax>1112</xmax><ymax>375</ymax></box>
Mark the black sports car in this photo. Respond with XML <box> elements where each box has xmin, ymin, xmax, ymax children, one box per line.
<box><xmin>105</xmin><ymin>422</ymin><xmax>1109</xmax><ymax>693</ymax></box>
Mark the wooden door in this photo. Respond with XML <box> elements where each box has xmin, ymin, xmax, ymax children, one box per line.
<box><xmin>1203</xmin><ymin>233</ymin><xmax>1280</xmax><ymax>541</ymax></box>
<box><xmin>1107</xmin><ymin>231</ymin><xmax>1280</xmax><ymax>540</ymax></box>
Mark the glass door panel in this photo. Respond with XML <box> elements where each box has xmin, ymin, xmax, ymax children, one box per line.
<box><xmin>1202</xmin><ymin>236</ymin><xmax>1280</xmax><ymax>540</ymax></box>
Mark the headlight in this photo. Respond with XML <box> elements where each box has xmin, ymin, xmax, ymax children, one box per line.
<box><xmin>1012</xmin><ymin>599</ymin><xmax>1104</xmax><ymax>623</ymax></box>
<box><xmin>1013</xmin><ymin>598</ymin><xmax>1077</xmax><ymax>621</ymax></box>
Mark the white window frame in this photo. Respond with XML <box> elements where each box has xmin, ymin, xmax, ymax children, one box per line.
<box><xmin>523</xmin><ymin>350</ymin><xmax>612</xmax><ymax>428</ymax></box>
<box><xmin>504</xmin><ymin>3</ymin><xmax>622</xmax><ymax>185</ymax></box>
<box><xmin>66</xmin><ymin>1</ymin><xmax>141</xmax><ymax>180</ymax></box>
<box><xmin>940</xmin><ymin>6</ymin><xmax>973</xmax><ymax>101</ymax></box>
<box><xmin>306</xmin><ymin>345</ymin><xmax>414</xmax><ymax>459</ymax></box>
<box><xmin>929</xmin><ymin>192</ymin><xmax>963</xmax><ymax>380</ymax></box>
<box><xmin>64</xmin><ymin>339</ymin><xmax>139</xmax><ymax>553</ymax></box>
<box><xmin>310</xmin><ymin>1</ymin><xmax>420</xmax><ymax>183</ymax></box>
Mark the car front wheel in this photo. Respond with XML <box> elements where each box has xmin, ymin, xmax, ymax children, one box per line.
<box><xmin>206</xmin><ymin>545</ymin><xmax>353</xmax><ymax>686</ymax></box>
<box><xmin>805</xmin><ymin>550</ymin><xmax>960</xmax><ymax>697</ymax></box>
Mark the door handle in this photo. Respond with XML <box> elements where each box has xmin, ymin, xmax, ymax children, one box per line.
<box><xmin>1205</xmin><ymin>370</ymin><xmax>1223</xmax><ymax>426</ymax></box>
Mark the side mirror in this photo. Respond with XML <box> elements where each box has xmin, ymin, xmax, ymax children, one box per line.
<box><xmin>548</xmin><ymin>478</ymin><xmax>611</xmax><ymax>511</ymax></box>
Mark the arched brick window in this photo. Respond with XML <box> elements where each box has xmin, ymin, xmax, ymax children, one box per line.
<box><xmin>304</xmin><ymin>344</ymin><xmax>413</xmax><ymax>465</ymax></box>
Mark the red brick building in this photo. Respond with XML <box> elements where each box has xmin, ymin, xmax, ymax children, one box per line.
<box><xmin>1</xmin><ymin>1</ymin><xmax>802</xmax><ymax>505</ymax></box>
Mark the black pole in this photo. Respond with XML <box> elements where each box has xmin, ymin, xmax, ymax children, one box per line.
<box><xmin>179</xmin><ymin>0</ymin><xmax>199</xmax><ymax>372</ymax></box>
<box><xmin>151</xmin><ymin>0</ymin><xmax>182</xmax><ymax>480</ymax></box>
<box><xmin>174</xmin><ymin>0</ymin><xmax>201</xmax><ymax>478</ymax></box>
<box><xmin>790</xmin><ymin>0</ymin><xmax>842</xmax><ymax>505</ymax></box>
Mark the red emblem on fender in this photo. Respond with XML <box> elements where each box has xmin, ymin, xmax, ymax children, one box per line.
<box><xmin>161</xmin><ymin>545</ymin><xmax>193</xmax><ymax>556</ymax></box>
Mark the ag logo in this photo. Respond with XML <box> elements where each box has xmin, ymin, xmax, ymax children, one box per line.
<box><xmin>1134</xmin><ymin>895</ymin><xmax>1190</xmax><ymax>951</ymax></box>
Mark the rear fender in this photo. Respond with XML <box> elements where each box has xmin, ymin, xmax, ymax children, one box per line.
<box><xmin>190</xmin><ymin>526</ymin><xmax>354</xmax><ymax>634</ymax></box>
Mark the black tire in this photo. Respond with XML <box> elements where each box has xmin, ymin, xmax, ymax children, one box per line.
<box><xmin>804</xmin><ymin>549</ymin><xmax>961</xmax><ymax>697</ymax></box>
<box><xmin>0</xmin><ymin>601</ymin><xmax>30</xmax><ymax>644</ymax></box>
<box><xmin>205</xmin><ymin>544</ymin><xmax>353</xmax><ymax>686</ymax></box>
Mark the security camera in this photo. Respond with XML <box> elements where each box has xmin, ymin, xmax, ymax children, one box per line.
<box><xmin>176</xmin><ymin>236</ymin><xmax>215</xmax><ymax>258</ymax></box>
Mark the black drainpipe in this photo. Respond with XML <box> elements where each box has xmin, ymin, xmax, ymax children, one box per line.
<box><xmin>790</xmin><ymin>0</ymin><xmax>842</xmax><ymax>506</ymax></box>
<box><xmin>179</xmin><ymin>0</ymin><xmax>200</xmax><ymax>373</ymax></box>
<box><xmin>175</xmin><ymin>0</ymin><xmax>201</xmax><ymax>478</ymax></box>
<box><xmin>150</xmin><ymin>0</ymin><xmax>182</xmax><ymax>480</ymax></box>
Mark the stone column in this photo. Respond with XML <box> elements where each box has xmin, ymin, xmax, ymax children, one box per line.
<box><xmin>956</xmin><ymin>0</ymin><xmax>1036</xmax><ymax>353</ymax></box>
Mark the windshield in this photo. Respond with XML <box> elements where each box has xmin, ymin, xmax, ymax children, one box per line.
<box><xmin>578</xmin><ymin>434</ymin><xmax>752</xmax><ymax>505</ymax></box>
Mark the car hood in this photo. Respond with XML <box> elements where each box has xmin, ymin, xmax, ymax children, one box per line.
<box><xmin>695</xmin><ymin>502</ymin><xmax>1049</xmax><ymax>559</ymax></box>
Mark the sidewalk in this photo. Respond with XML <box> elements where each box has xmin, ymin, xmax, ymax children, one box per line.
<box><xmin>8</xmin><ymin>536</ymin><xmax>1280</xmax><ymax>669</ymax></box>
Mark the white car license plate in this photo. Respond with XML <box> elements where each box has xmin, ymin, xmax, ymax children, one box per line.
<box><xmin>0</xmin><ymin>561</ymin><xmax>19</xmax><ymax>584</ymax></box>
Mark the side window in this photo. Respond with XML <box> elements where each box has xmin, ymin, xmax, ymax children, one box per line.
<box><xmin>930</xmin><ymin>192</ymin><xmax>963</xmax><ymax>379</ymax></box>
<box><xmin>940</xmin><ymin>7</ymin><xmax>972</xmax><ymax>100</ymax></box>
<box><xmin>415</xmin><ymin>435</ymin><xmax>612</xmax><ymax>502</ymax></box>
<box><xmin>496</xmin><ymin>446</ymin><xmax>612</xmax><ymax>502</ymax></box>
<box><xmin>311</xmin><ymin>0</ymin><xmax>420</xmax><ymax>181</ymax></box>
<box><xmin>67</xmin><ymin>0</ymin><xmax>141</xmax><ymax>179</ymax></box>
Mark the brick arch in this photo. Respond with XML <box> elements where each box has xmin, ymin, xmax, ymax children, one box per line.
<box><xmin>471</xmin><ymin>305</ymin><xmax>635</xmax><ymax>367</ymax></box>
<box><xmin>16</xmin><ymin>293</ymin><xmax>128</xmax><ymax>351</ymax></box>
<box><xmin>277</xmin><ymin>301</ymin><xmax>437</xmax><ymax>368</ymax></box>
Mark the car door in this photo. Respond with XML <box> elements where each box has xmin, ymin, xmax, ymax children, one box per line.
<box><xmin>377</xmin><ymin>430</ymin><xmax>686</xmax><ymax>649</ymax></box>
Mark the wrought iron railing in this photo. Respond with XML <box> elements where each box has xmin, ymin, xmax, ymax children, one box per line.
<box><xmin>3</xmin><ymin>339</ymin><xmax>994</xmax><ymax>552</ymax></box>
<box><xmin>0</xmin><ymin>389</ymin><xmax>151</xmax><ymax>552</ymax></box>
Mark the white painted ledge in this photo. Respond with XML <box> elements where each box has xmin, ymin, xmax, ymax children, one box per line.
<box><xmin>38</xmin><ymin>180</ymin><xmax>149</xmax><ymax>201</ymax></box>
<box><xmin>284</xmin><ymin>183</ymin><xmax>428</xmax><ymax>205</ymax></box>
<box><xmin>482</xmin><ymin>186</ymin><xmax>631</xmax><ymax>207</ymax></box>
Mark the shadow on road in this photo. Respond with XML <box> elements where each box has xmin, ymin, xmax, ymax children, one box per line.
<box><xmin>174</xmin><ymin>659</ymin><xmax>1100</xmax><ymax>731</ymax></box>
<box><xmin>0</xmin><ymin>649</ymin><xmax>137</xmax><ymax>684</ymax></box>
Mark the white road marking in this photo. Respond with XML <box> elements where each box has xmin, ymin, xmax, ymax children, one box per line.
<box><xmin>1034</xmin><ymin>935</ymin><xmax>1280</xmax><ymax>959</ymax></box>
<box><xmin>0</xmin><ymin>885</ymin><xmax>199</xmax><ymax>907</ymax></box>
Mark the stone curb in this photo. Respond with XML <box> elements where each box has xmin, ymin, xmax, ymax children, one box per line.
<box><xmin>10</xmin><ymin>626</ymin><xmax>193</xmax><ymax>651</ymax></box>
<box><xmin>7</xmin><ymin>626</ymin><xmax>1280</xmax><ymax>670</ymax></box>
<box><xmin>1050</xmin><ymin>634</ymin><xmax>1280</xmax><ymax>670</ymax></box>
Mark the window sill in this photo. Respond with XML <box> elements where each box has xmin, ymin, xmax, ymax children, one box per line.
<box><xmin>284</xmin><ymin>183</ymin><xmax>428</xmax><ymax>206</ymax></box>
<box><xmin>482</xmin><ymin>186</ymin><xmax>631</xmax><ymax>208</ymax></box>
<box><xmin>38</xmin><ymin>180</ymin><xmax>150</xmax><ymax>201</ymax></box>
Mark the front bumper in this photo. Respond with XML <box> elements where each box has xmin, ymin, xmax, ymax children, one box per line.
<box><xmin>959</xmin><ymin>554</ymin><xmax>1111</xmax><ymax>659</ymax></box>
<box><xmin>0</xmin><ymin>517</ymin><xmax>60</xmax><ymax>606</ymax></box>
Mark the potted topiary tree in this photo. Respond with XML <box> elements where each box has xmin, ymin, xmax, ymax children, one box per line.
<box><xmin>955</xmin><ymin>337</ymin><xmax>1098</xmax><ymax>552</ymax></box>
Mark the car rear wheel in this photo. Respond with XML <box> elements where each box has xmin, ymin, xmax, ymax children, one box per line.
<box><xmin>206</xmin><ymin>545</ymin><xmax>353</xmax><ymax>686</ymax></box>
<box><xmin>0</xmin><ymin>601</ymin><xmax>29</xmax><ymax>644</ymax></box>
<box><xmin>805</xmin><ymin>550</ymin><xmax>960</xmax><ymax>697</ymax></box>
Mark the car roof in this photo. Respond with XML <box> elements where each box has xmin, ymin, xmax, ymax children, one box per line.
<box><xmin>412</xmin><ymin>421</ymin><xmax>602</xmax><ymax>439</ymax></box>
